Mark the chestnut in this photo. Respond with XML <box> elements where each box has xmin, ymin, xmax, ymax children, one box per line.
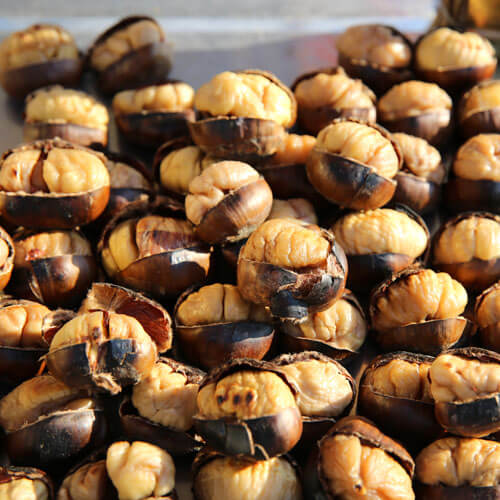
<box><xmin>237</xmin><ymin>218</ymin><xmax>347</xmax><ymax>320</ymax></box>
<box><xmin>332</xmin><ymin>205</ymin><xmax>429</xmax><ymax>293</ymax></box>
<box><xmin>174</xmin><ymin>283</ymin><xmax>274</xmax><ymax>369</ymax></box>
<box><xmin>24</xmin><ymin>86</ymin><xmax>109</xmax><ymax>148</ymax></box>
<box><xmin>292</xmin><ymin>66</ymin><xmax>376</xmax><ymax>135</ymax></box>
<box><xmin>335</xmin><ymin>24</ymin><xmax>413</xmax><ymax>95</ymax></box>
<box><xmin>8</xmin><ymin>229</ymin><xmax>96</xmax><ymax>309</ymax></box>
<box><xmin>0</xmin><ymin>375</ymin><xmax>107</xmax><ymax>471</ymax></box>
<box><xmin>190</xmin><ymin>69</ymin><xmax>296</xmax><ymax>162</ymax></box>
<box><xmin>0</xmin><ymin>225</ymin><xmax>14</xmax><ymax>291</ymax></box>
<box><xmin>415</xmin><ymin>27</ymin><xmax>497</xmax><ymax>95</ymax></box>
<box><xmin>0</xmin><ymin>466</ymin><xmax>53</xmax><ymax>500</ymax></box>
<box><xmin>391</xmin><ymin>133</ymin><xmax>446</xmax><ymax>214</ymax></box>
<box><xmin>88</xmin><ymin>16</ymin><xmax>172</xmax><ymax>94</ymax></box>
<box><xmin>370</xmin><ymin>267</ymin><xmax>473</xmax><ymax>354</ymax></box>
<box><xmin>304</xmin><ymin>416</ymin><xmax>415</xmax><ymax>500</ymax></box>
<box><xmin>458</xmin><ymin>80</ymin><xmax>500</xmax><ymax>138</ymax></box>
<box><xmin>445</xmin><ymin>134</ymin><xmax>500</xmax><ymax>213</ymax></box>
<box><xmin>192</xmin><ymin>450</ymin><xmax>302</xmax><ymax>500</ymax></box>
<box><xmin>429</xmin><ymin>347</ymin><xmax>500</xmax><ymax>437</ymax></box>
<box><xmin>113</xmin><ymin>81</ymin><xmax>196</xmax><ymax>148</ymax></box>
<box><xmin>58</xmin><ymin>459</ymin><xmax>114</xmax><ymax>500</ymax></box>
<box><xmin>0</xmin><ymin>24</ymin><xmax>82</xmax><ymax>99</ymax></box>
<box><xmin>185</xmin><ymin>161</ymin><xmax>273</xmax><ymax>244</ymax></box>
<box><xmin>268</xmin><ymin>198</ymin><xmax>317</xmax><ymax>224</ymax></box>
<box><xmin>0</xmin><ymin>139</ymin><xmax>110</xmax><ymax>229</ymax></box>
<box><xmin>416</xmin><ymin>437</ymin><xmax>500</xmax><ymax>499</ymax></box>
<box><xmin>378</xmin><ymin>80</ymin><xmax>453</xmax><ymax>146</ymax></box>
<box><xmin>432</xmin><ymin>212</ymin><xmax>500</xmax><ymax>291</ymax></box>
<box><xmin>475</xmin><ymin>281</ymin><xmax>500</xmax><ymax>351</ymax></box>
<box><xmin>193</xmin><ymin>359</ymin><xmax>303</xmax><ymax>460</ymax></box>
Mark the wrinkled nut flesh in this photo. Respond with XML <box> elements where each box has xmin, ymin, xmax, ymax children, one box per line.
<box><xmin>25</xmin><ymin>86</ymin><xmax>108</xmax><ymax>130</ymax></box>
<box><xmin>267</xmin><ymin>198</ymin><xmax>317</xmax><ymax>224</ymax></box>
<box><xmin>0</xmin><ymin>473</ymin><xmax>50</xmax><ymax>500</ymax></box>
<box><xmin>106</xmin><ymin>441</ymin><xmax>175</xmax><ymax>500</ymax></box>
<box><xmin>197</xmin><ymin>370</ymin><xmax>297</xmax><ymax>420</ymax></box>
<box><xmin>0</xmin><ymin>234</ymin><xmax>10</xmax><ymax>269</ymax></box>
<box><xmin>90</xmin><ymin>19</ymin><xmax>164</xmax><ymax>72</ymax></box>
<box><xmin>371</xmin><ymin>269</ymin><xmax>467</xmax><ymax>331</ymax></box>
<box><xmin>332</xmin><ymin>208</ymin><xmax>428</xmax><ymax>257</ymax></box>
<box><xmin>112</xmin><ymin>82</ymin><xmax>194</xmax><ymax>115</ymax></box>
<box><xmin>271</xmin><ymin>133</ymin><xmax>316</xmax><ymax>165</ymax></box>
<box><xmin>320</xmin><ymin>433</ymin><xmax>415</xmax><ymax>499</ymax></box>
<box><xmin>476</xmin><ymin>283</ymin><xmax>500</xmax><ymax>329</ymax></box>
<box><xmin>131</xmin><ymin>361</ymin><xmax>199</xmax><ymax>431</ymax></box>
<box><xmin>279</xmin><ymin>358</ymin><xmax>353</xmax><ymax>417</ymax></box>
<box><xmin>460</xmin><ymin>80</ymin><xmax>500</xmax><ymax>121</ymax></box>
<box><xmin>336</xmin><ymin>24</ymin><xmax>412</xmax><ymax>68</ymax></box>
<box><xmin>316</xmin><ymin>121</ymin><xmax>399</xmax><ymax>179</ymax></box>
<box><xmin>194</xmin><ymin>71</ymin><xmax>295</xmax><ymax>127</ymax></box>
<box><xmin>194</xmin><ymin>456</ymin><xmax>302</xmax><ymax>500</ymax></box>
<box><xmin>106</xmin><ymin>159</ymin><xmax>151</xmax><ymax>190</ymax></box>
<box><xmin>416</xmin><ymin>28</ymin><xmax>496</xmax><ymax>71</ymax></box>
<box><xmin>392</xmin><ymin>133</ymin><xmax>445</xmax><ymax>183</ymax></box>
<box><xmin>416</xmin><ymin>437</ymin><xmax>500</xmax><ymax>487</ymax></box>
<box><xmin>58</xmin><ymin>460</ymin><xmax>109</xmax><ymax>500</ymax></box>
<box><xmin>176</xmin><ymin>283</ymin><xmax>270</xmax><ymax>326</ymax></box>
<box><xmin>453</xmin><ymin>133</ymin><xmax>500</xmax><ymax>181</ymax></box>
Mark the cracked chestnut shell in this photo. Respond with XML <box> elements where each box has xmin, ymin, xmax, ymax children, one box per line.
<box><xmin>475</xmin><ymin>281</ymin><xmax>500</xmax><ymax>352</ymax></box>
<box><xmin>193</xmin><ymin>359</ymin><xmax>303</xmax><ymax>460</ymax></box>
<box><xmin>237</xmin><ymin>218</ymin><xmax>347</xmax><ymax>320</ymax></box>
<box><xmin>306</xmin><ymin>119</ymin><xmax>401</xmax><ymax>210</ymax></box>
<box><xmin>0</xmin><ymin>138</ymin><xmax>110</xmax><ymax>229</ymax></box>
<box><xmin>88</xmin><ymin>16</ymin><xmax>172</xmax><ymax>95</ymax></box>
<box><xmin>0</xmin><ymin>466</ymin><xmax>54</xmax><ymax>500</ymax></box>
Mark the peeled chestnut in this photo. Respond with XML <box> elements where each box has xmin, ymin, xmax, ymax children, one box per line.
<box><xmin>476</xmin><ymin>281</ymin><xmax>500</xmax><ymax>351</ymax></box>
<box><xmin>378</xmin><ymin>80</ymin><xmax>453</xmax><ymax>146</ymax></box>
<box><xmin>0</xmin><ymin>225</ymin><xmax>14</xmax><ymax>291</ymax></box>
<box><xmin>304</xmin><ymin>416</ymin><xmax>415</xmax><ymax>500</ymax></box>
<box><xmin>335</xmin><ymin>24</ymin><xmax>413</xmax><ymax>95</ymax></box>
<box><xmin>113</xmin><ymin>80</ymin><xmax>195</xmax><ymax>148</ymax></box>
<box><xmin>416</xmin><ymin>437</ymin><xmax>500</xmax><ymax>499</ymax></box>
<box><xmin>429</xmin><ymin>347</ymin><xmax>500</xmax><ymax>437</ymax></box>
<box><xmin>0</xmin><ymin>139</ymin><xmax>110</xmax><ymax>229</ymax></box>
<box><xmin>0</xmin><ymin>24</ymin><xmax>82</xmax><ymax>98</ymax></box>
<box><xmin>0</xmin><ymin>466</ymin><xmax>53</xmax><ymax>500</ymax></box>
<box><xmin>8</xmin><ymin>229</ymin><xmax>96</xmax><ymax>309</ymax></box>
<box><xmin>0</xmin><ymin>375</ymin><xmax>107</xmax><ymax>471</ymax></box>
<box><xmin>445</xmin><ymin>134</ymin><xmax>500</xmax><ymax>213</ymax></box>
<box><xmin>292</xmin><ymin>66</ymin><xmax>376</xmax><ymax>135</ymax></box>
<box><xmin>415</xmin><ymin>27</ymin><xmax>497</xmax><ymax>94</ymax></box>
<box><xmin>58</xmin><ymin>460</ymin><xmax>113</xmax><ymax>500</ymax></box>
<box><xmin>24</xmin><ymin>86</ymin><xmax>109</xmax><ymax>148</ymax></box>
<box><xmin>88</xmin><ymin>16</ymin><xmax>172</xmax><ymax>94</ymax></box>
<box><xmin>307</xmin><ymin>119</ymin><xmax>401</xmax><ymax>210</ymax></box>
<box><xmin>432</xmin><ymin>212</ymin><xmax>500</xmax><ymax>291</ymax></box>
<box><xmin>237</xmin><ymin>218</ymin><xmax>347</xmax><ymax>320</ymax></box>
<box><xmin>194</xmin><ymin>359</ymin><xmax>303</xmax><ymax>460</ymax></box>
<box><xmin>192</xmin><ymin>450</ymin><xmax>302</xmax><ymax>500</ymax></box>
<box><xmin>174</xmin><ymin>283</ymin><xmax>274</xmax><ymax>369</ymax></box>
<box><xmin>190</xmin><ymin>69</ymin><xmax>296</xmax><ymax>161</ymax></box>
<box><xmin>332</xmin><ymin>206</ymin><xmax>429</xmax><ymax>293</ymax></box>
<box><xmin>268</xmin><ymin>198</ymin><xmax>317</xmax><ymax>224</ymax></box>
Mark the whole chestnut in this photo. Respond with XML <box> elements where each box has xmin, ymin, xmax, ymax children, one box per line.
<box><xmin>58</xmin><ymin>460</ymin><xmax>113</xmax><ymax>500</ymax></box>
<box><xmin>475</xmin><ymin>281</ymin><xmax>500</xmax><ymax>351</ymax></box>
<box><xmin>0</xmin><ymin>466</ymin><xmax>53</xmax><ymax>500</ymax></box>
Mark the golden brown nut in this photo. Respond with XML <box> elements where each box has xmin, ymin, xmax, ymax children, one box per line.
<box><xmin>271</xmin><ymin>133</ymin><xmax>316</xmax><ymax>165</ymax></box>
<box><xmin>453</xmin><ymin>133</ymin><xmax>500</xmax><ymax>181</ymax></box>
<box><xmin>58</xmin><ymin>460</ymin><xmax>109</xmax><ymax>500</ymax></box>
<box><xmin>267</xmin><ymin>198</ymin><xmax>317</xmax><ymax>224</ymax></box>
<box><xmin>106</xmin><ymin>441</ymin><xmax>175</xmax><ymax>500</ymax></box>
<box><xmin>0</xmin><ymin>468</ymin><xmax>51</xmax><ymax>500</ymax></box>
<box><xmin>476</xmin><ymin>282</ymin><xmax>500</xmax><ymax>329</ymax></box>
<box><xmin>460</xmin><ymin>80</ymin><xmax>500</xmax><ymax>122</ymax></box>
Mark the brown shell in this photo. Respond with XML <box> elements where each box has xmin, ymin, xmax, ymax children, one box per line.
<box><xmin>0</xmin><ymin>346</ymin><xmax>47</xmax><ymax>384</ymax></box>
<box><xmin>394</xmin><ymin>171</ymin><xmax>442</xmax><ymax>214</ymax></box>
<box><xmin>24</xmin><ymin>122</ymin><xmax>107</xmax><ymax>148</ymax></box>
<box><xmin>0</xmin><ymin>466</ymin><xmax>54</xmax><ymax>499</ymax></box>
<box><xmin>416</xmin><ymin>482</ymin><xmax>500</xmax><ymax>499</ymax></box>
<box><xmin>445</xmin><ymin>177</ymin><xmax>500</xmax><ymax>214</ymax></box>
<box><xmin>475</xmin><ymin>281</ymin><xmax>500</xmax><ymax>351</ymax></box>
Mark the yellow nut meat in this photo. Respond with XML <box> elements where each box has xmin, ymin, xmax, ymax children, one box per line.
<box><xmin>58</xmin><ymin>460</ymin><xmax>108</xmax><ymax>500</ymax></box>
<box><xmin>461</xmin><ymin>80</ymin><xmax>500</xmax><ymax>120</ymax></box>
<box><xmin>0</xmin><ymin>477</ymin><xmax>49</xmax><ymax>500</ymax></box>
<box><xmin>476</xmin><ymin>284</ymin><xmax>500</xmax><ymax>328</ymax></box>
<box><xmin>106</xmin><ymin>160</ymin><xmax>150</xmax><ymax>190</ymax></box>
<box><xmin>453</xmin><ymin>134</ymin><xmax>500</xmax><ymax>181</ymax></box>
<box><xmin>268</xmin><ymin>198</ymin><xmax>317</xmax><ymax>224</ymax></box>
<box><xmin>271</xmin><ymin>133</ymin><xmax>316</xmax><ymax>165</ymax></box>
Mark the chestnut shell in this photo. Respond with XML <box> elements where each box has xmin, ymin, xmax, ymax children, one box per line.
<box><xmin>416</xmin><ymin>483</ymin><xmax>500</xmax><ymax>500</ymax></box>
<box><xmin>393</xmin><ymin>170</ymin><xmax>442</xmax><ymax>215</ymax></box>
<box><xmin>445</xmin><ymin>177</ymin><xmax>500</xmax><ymax>214</ymax></box>
<box><xmin>24</xmin><ymin>122</ymin><xmax>107</xmax><ymax>149</ymax></box>
<box><xmin>0</xmin><ymin>346</ymin><xmax>47</xmax><ymax>384</ymax></box>
<box><xmin>475</xmin><ymin>281</ymin><xmax>500</xmax><ymax>352</ymax></box>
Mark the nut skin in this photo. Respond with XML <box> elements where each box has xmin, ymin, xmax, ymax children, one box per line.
<box><xmin>475</xmin><ymin>281</ymin><xmax>500</xmax><ymax>352</ymax></box>
<box><xmin>0</xmin><ymin>466</ymin><xmax>54</xmax><ymax>499</ymax></box>
<box><xmin>24</xmin><ymin>123</ymin><xmax>107</xmax><ymax>149</ymax></box>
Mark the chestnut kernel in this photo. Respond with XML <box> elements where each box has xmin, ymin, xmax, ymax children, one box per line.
<box><xmin>268</xmin><ymin>198</ymin><xmax>317</xmax><ymax>224</ymax></box>
<box><xmin>0</xmin><ymin>466</ymin><xmax>53</xmax><ymax>500</ymax></box>
<box><xmin>0</xmin><ymin>225</ymin><xmax>14</xmax><ymax>291</ymax></box>
<box><xmin>475</xmin><ymin>281</ymin><xmax>500</xmax><ymax>351</ymax></box>
<box><xmin>58</xmin><ymin>460</ymin><xmax>113</xmax><ymax>500</ymax></box>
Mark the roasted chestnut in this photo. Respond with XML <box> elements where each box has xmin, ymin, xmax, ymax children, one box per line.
<box><xmin>370</xmin><ymin>267</ymin><xmax>472</xmax><ymax>354</ymax></box>
<box><xmin>307</xmin><ymin>119</ymin><xmax>401</xmax><ymax>210</ymax></box>
<box><xmin>475</xmin><ymin>281</ymin><xmax>500</xmax><ymax>351</ymax></box>
<box><xmin>174</xmin><ymin>283</ymin><xmax>273</xmax><ymax>369</ymax></box>
<box><xmin>88</xmin><ymin>16</ymin><xmax>172</xmax><ymax>94</ymax></box>
<box><xmin>0</xmin><ymin>225</ymin><xmax>14</xmax><ymax>291</ymax></box>
<box><xmin>192</xmin><ymin>450</ymin><xmax>302</xmax><ymax>500</ymax></box>
<box><xmin>332</xmin><ymin>206</ymin><xmax>429</xmax><ymax>293</ymax></box>
<box><xmin>391</xmin><ymin>133</ymin><xmax>446</xmax><ymax>214</ymax></box>
<box><xmin>237</xmin><ymin>218</ymin><xmax>347</xmax><ymax>320</ymax></box>
<box><xmin>335</xmin><ymin>24</ymin><xmax>413</xmax><ymax>95</ymax></box>
<box><xmin>113</xmin><ymin>81</ymin><xmax>195</xmax><ymax>148</ymax></box>
<box><xmin>24</xmin><ymin>86</ymin><xmax>109</xmax><ymax>148</ymax></box>
<box><xmin>8</xmin><ymin>229</ymin><xmax>96</xmax><ymax>309</ymax></box>
<box><xmin>415</xmin><ymin>27</ymin><xmax>497</xmax><ymax>95</ymax></box>
<box><xmin>292</xmin><ymin>66</ymin><xmax>376</xmax><ymax>135</ymax></box>
<box><xmin>304</xmin><ymin>416</ymin><xmax>415</xmax><ymax>500</ymax></box>
<box><xmin>432</xmin><ymin>212</ymin><xmax>500</xmax><ymax>291</ymax></box>
<box><xmin>0</xmin><ymin>24</ymin><xmax>82</xmax><ymax>99</ymax></box>
<box><xmin>268</xmin><ymin>198</ymin><xmax>317</xmax><ymax>224</ymax></box>
<box><xmin>378</xmin><ymin>80</ymin><xmax>453</xmax><ymax>146</ymax></box>
<box><xmin>194</xmin><ymin>359</ymin><xmax>302</xmax><ymax>460</ymax></box>
<box><xmin>0</xmin><ymin>375</ymin><xmax>107</xmax><ymax>471</ymax></box>
<box><xmin>185</xmin><ymin>161</ymin><xmax>273</xmax><ymax>244</ymax></box>
<box><xmin>0</xmin><ymin>139</ymin><xmax>110</xmax><ymax>229</ymax></box>
<box><xmin>58</xmin><ymin>460</ymin><xmax>113</xmax><ymax>500</ymax></box>
<box><xmin>190</xmin><ymin>70</ymin><xmax>296</xmax><ymax>161</ymax></box>
<box><xmin>429</xmin><ymin>347</ymin><xmax>500</xmax><ymax>437</ymax></box>
<box><xmin>0</xmin><ymin>466</ymin><xmax>53</xmax><ymax>500</ymax></box>
<box><xmin>416</xmin><ymin>437</ymin><xmax>500</xmax><ymax>499</ymax></box>
<box><xmin>445</xmin><ymin>133</ymin><xmax>500</xmax><ymax>213</ymax></box>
